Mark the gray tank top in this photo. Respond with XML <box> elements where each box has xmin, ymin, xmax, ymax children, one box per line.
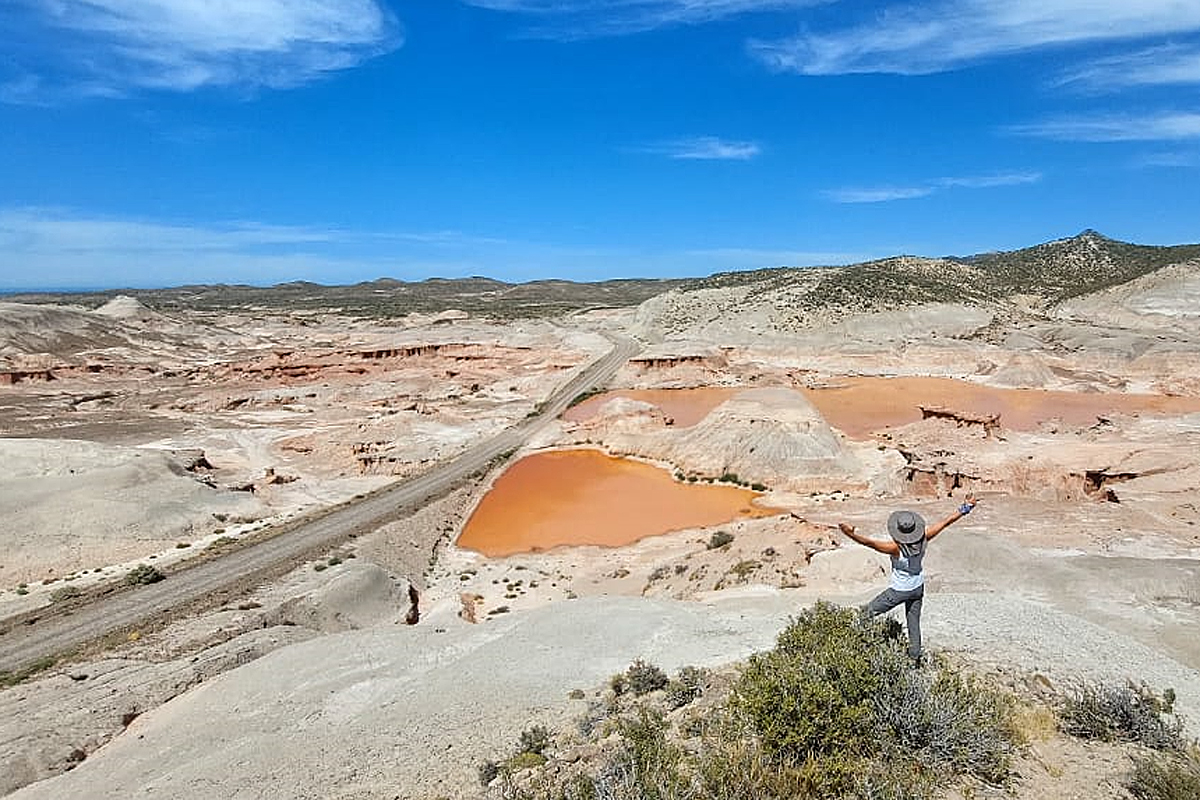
<box><xmin>889</xmin><ymin>539</ymin><xmax>926</xmax><ymax>591</ymax></box>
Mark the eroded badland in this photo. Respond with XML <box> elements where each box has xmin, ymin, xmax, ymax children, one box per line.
<box><xmin>2</xmin><ymin>231</ymin><xmax>1200</xmax><ymax>798</ymax></box>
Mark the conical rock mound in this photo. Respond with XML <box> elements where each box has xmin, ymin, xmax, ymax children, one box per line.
<box><xmin>592</xmin><ymin>387</ymin><xmax>861</xmax><ymax>491</ymax></box>
<box><xmin>94</xmin><ymin>295</ymin><xmax>157</xmax><ymax>320</ymax></box>
<box><xmin>988</xmin><ymin>352</ymin><xmax>1057</xmax><ymax>388</ymax></box>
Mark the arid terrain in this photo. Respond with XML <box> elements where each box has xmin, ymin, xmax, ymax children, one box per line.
<box><xmin>2</xmin><ymin>231</ymin><xmax>1200</xmax><ymax>799</ymax></box>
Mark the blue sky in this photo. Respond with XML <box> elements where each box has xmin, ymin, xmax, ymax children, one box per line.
<box><xmin>2</xmin><ymin>1</ymin><xmax>1199</xmax><ymax>290</ymax></box>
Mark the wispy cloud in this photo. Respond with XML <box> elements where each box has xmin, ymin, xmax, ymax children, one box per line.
<box><xmin>3</xmin><ymin>1</ymin><xmax>402</xmax><ymax>100</ymax></box>
<box><xmin>2</xmin><ymin>207</ymin><xmax>858</xmax><ymax>288</ymax></box>
<box><xmin>1055</xmin><ymin>44</ymin><xmax>1200</xmax><ymax>92</ymax></box>
<box><xmin>825</xmin><ymin>172</ymin><xmax>1041</xmax><ymax>203</ymax></box>
<box><xmin>824</xmin><ymin>186</ymin><xmax>934</xmax><ymax>204</ymax></box>
<box><xmin>0</xmin><ymin>208</ymin><xmax>465</xmax><ymax>288</ymax></box>
<box><xmin>1134</xmin><ymin>150</ymin><xmax>1200</xmax><ymax>168</ymax></box>
<box><xmin>934</xmin><ymin>172</ymin><xmax>1042</xmax><ymax>189</ymax></box>
<box><xmin>462</xmin><ymin>0</ymin><xmax>821</xmax><ymax>38</ymax></box>
<box><xmin>750</xmin><ymin>1</ymin><xmax>1200</xmax><ymax>76</ymax></box>
<box><xmin>641</xmin><ymin>136</ymin><xmax>762</xmax><ymax>160</ymax></box>
<box><xmin>1011</xmin><ymin>113</ymin><xmax>1200</xmax><ymax>142</ymax></box>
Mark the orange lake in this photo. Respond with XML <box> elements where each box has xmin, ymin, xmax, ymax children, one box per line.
<box><xmin>456</xmin><ymin>448</ymin><xmax>780</xmax><ymax>557</ymax></box>
<box><xmin>562</xmin><ymin>379</ymin><xmax>1200</xmax><ymax>439</ymax></box>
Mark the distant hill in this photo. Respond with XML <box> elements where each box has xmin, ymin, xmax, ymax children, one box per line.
<box><xmin>5</xmin><ymin>275</ymin><xmax>689</xmax><ymax>320</ymax></box>
<box><xmin>961</xmin><ymin>230</ymin><xmax>1200</xmax><ymax>301</ymax></box>
<box><xmin>682</xmin><ymin>231</ymin><xmax>1200</xmax><ymax>307</ymax></box>
<box><xmin>7</xmin><ymin>231</ymin><xmax>1198</xmax><ymax>319</ymax></box>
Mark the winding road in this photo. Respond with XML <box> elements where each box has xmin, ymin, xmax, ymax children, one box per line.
<box><xmin>0</xmin><ymin>335</ymin><xmax>639</xmax><ymax>676</ymax></box>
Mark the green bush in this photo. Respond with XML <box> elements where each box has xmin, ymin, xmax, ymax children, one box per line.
<box><xmin>50</xmin><ymin>585</ymin><xmax>82</xmax><ymax>603</ymax></box>
<box><xmin>125</xmin><ymin>564</ymin><xmax>164</xmax><ymax>586</ymax></box>
<box><xmin>1060</xmin><ymin>683</ymin><xmax>1184</xmax><ymax>750</ymax></box>
<box><xmin>707</xmin><ymin>531</ymin><xmax>734</xmax><ymax>550</ymax></box>
<box><xmin>507</xmin><ymin>751</ymin><xmax>546</xmax><ymax>770</ymax></box>
<box><xmin>734</xmin><ymin>602</ymin><xmax>898</xmax><ymax>762</ymax></box>
<box><xmin>626</xmin><ymin>659</ymin><xmax>669</xmax><ymax>696</ymax></box>
<box><xmin>880</xmin><ymin>668</ymin><xmax>1016</xmax><ymax>784</ymax></box>
<box><xmin>596</xmin><ymin>708</ymin><xmax>691</xmax><ymax>800</ymax></box>
<box><xmin>733</xmin><ymin>601</ymin><xmax>1016</xmax><ymax>783</ymax></box>
<box><xmin>665</xmin><ymin>666</ymin><xmax>705</xmax><ymax>709</ymax></box>
<box><xmin>501</xmin><ymin>602</ymin><xmax>1020</xmax><ymax>800</ymax></box>
<box><xmin>519</xmin><ymin>725</ymin><xmax>552</xmax><ymax>756</ymax></box>
<box><xmin>1128</xmin><ymin>751</ymin><xmax>1200</xmax><ymax>800</ymax></box>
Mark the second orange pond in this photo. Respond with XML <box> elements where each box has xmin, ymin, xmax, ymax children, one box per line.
<box><xmin>563</xmin><ymin>379</ymin><xmax>1200</xmax><ymax>438</ymax></box>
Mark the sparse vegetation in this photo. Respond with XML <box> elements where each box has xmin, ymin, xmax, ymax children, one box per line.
<box><xmin>493</xmin><ymin>602</ymin><xmax>1022</xmax><ymax>800</ymax></box>
<box><xmin>518</xmin><ymin>725</ymin><xmax>552</xmax><ymax>756</ymax></box>
<box><xmin>480</xmin><ymin>725</ymin><xmax>557</xmax><ymax>789</ymax></box>
<box><xmin>0</xmin><ymin>655</ymin><xmax>58</xmax><ymax>688</ymax></box>
<box><xmin>665</xmin><ymin>666</ymin><xmax>705</xmax><ymax>709</ymax></box>
<box><xmin>567</xmin><ymin>388</ymin><xmax>605</xmax><ymax>408</ymax></box>
<box><xmin>625</xmin><ymin>659</ymin><xmax>669</xmax><ymax>696</ymax></box>
<box><xmin>50</xmin><ymin>585</ymin><xmax>82</xmax><ymax>602</ymax></box>
<box><xmin>707</xmin><ymin>531</ymin><xmax>734</xmax><ymax>550</ymax></box>
<box><xmin>1128</xmin><ymin>750</ymin><xmax>1200</xmax><ymax>800</ymax></box>
<box><xmin>124</xmin><ymin>564</ymin><xmax>164</xmax><ymax>586</ymax></box>
<box><xmin>729</xmin><ymin>559</ymin><xmax>759</xmax><ymax>579</ymax></box>
<box><xmin>1059</xmin><ymin>682</ymin><xmax>1184</xmax><ymax>750</ymax></box>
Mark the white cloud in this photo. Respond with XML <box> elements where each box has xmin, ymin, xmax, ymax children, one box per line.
<box><xmin>825</xmin><ymin>172</ymin><xmax>1041</xmax><ymax>203</ymax></box>
<box><xmin>824</xmin><ymin>186</ymin><xmax>934</xmax><ymax>203</ymax></box>
<box><xmin>1055</xmin><ymin>44</ymin><xmax>1200</xmax><ymax>92</ymax></box>
<box><xmin>934</xmin><ymin>172</ymin><xmax>1042</xmax><ymax>189</ymax></box>
<box><xmin>0</xmin><ymin>208</ymin><xmax>407</xmax><ymax>288</ymax></box>
<box><xmin>750</xmin><ymin>1</ymin><xmax>1200</xmax><ymax>75</ymax></box>
<box><xmin>643</xmin><ymin>136</ymin><xmax>762</xmax><ymax>160</ymax></box>
<box><xmin>1011</xmin><ymin>113</ymin><xmax>1200</xmax><ymax>142</ymax></box>
<box><xmin>462</xmin><ymin>0</ymin><xmax>821</xmax><ymax>37</ymax></box>
<box><xmin>0</xmin><ymin>207</ymin><xmax>869</xmax><ymax>289</ymax></box>
<box><xmin>6</xmin><ymin>0</ymin><xmax>401</xmax><ymax>97</ymax></box>
<box><xmin>1134</xmin><ymin>150</ymin><xmax>1200</xmax><ymax>168</ymax></box>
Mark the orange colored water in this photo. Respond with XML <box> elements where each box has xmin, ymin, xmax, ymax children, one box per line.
<box><xmin>563</xmin><ymin>379</ymin><xmax>1200</xmax><ymax>439</ymax></box>
<box><xmin>457</xmin><ymin>449</ymin><xmax>779</xmax><ymax>557</ymax></box>
<box><xmin>563</xmin><ymin>387</ymin><xmax>740</xmax><ymax>427</ymax></box>
<box><xmin>800</xmin><ymin>377</ymin><xmax>1200</xmax><ymax>439</ymax></box>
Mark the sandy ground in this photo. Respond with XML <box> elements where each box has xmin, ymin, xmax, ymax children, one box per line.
<box><xmin>3</xmin><ymin>289</ymin><xmax>1200</xmax><ymax>798</ymax></box>
<box><xmin>0</xmin><ymin>304</ymin><xmax>609</xmax><ymax>595</ymax></box>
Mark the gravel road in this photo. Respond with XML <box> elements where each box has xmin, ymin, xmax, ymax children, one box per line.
<box><xmin>0</xmin><ymin>336</ymin><xmax>640</xmax><ymax>676</ymax></box>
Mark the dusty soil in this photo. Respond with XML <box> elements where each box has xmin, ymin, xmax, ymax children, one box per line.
<box><xmin>0</xmin><ymin>300</ymin><xmax>609</xmax><ymax>594</ymax></box>
<box><xmin>2</xmin><ymin>288</ymin><xmax>1200</xmax><ymax>799</ymax></box>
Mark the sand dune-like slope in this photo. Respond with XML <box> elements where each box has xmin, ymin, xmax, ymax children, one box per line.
<box><xmin>0</xmin><ymin>439</ymin><xmax>261</xmax><ymax>584</ymax></box>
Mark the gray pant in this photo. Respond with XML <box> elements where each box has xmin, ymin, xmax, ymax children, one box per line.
<box><xmin>866</xmin><ymin>586</ymin><xmax>924</xmax><ymax>660</ymax></box>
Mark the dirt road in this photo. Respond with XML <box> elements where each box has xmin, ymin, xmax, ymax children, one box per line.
<box><xmin>0</xmin><ymin>335</ymin><xmax>640</xmax><ymax>676</ymax></box>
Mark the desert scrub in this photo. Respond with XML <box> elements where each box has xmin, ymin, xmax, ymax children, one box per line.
<box><xmin>665</xmin><ymin>666</ymin><xmax>706</xmax><ymax>709</ymax></box>
<box><xmin>518</xmin><ymin>725</ymin><xmax>551</xmax><ymax>756</ymax></box>
<box><xmin>733</xmin><ymin>602</ymin><xmax>1017</xmax><ymax>784</ymax></box>
<box><xmin>707</xmin><ymin>531</ymin><xmax>734</xmax><ymax>550</ymax></box>
<box><xmin>624</xmin><ymin>659</ymin><xmax>669</xmax><ymax>696</ymax></box>
<box><xmin>50</xmin><ymin>585</ymin><xmax>82</xmax><ymax>603</ymax></box>
<box><xmin>1128</xmin><ymin>750</ymin><xmax>1200</xmax><ymax>800</ymax></box>
<box><xmin>125</xmin><ymin>564</ymin><xmax>164</xmax><ymax>585</ymax></box>
<box><xmin>1059</xmin><ymin>682</ymin><xmax>1184</xmax><ymax>750</ymax></box>
<box><xmin>495</xmin><ymin>602</ymin><xmax>1019</xmax><ymax>800</ymax></box>
<box><xmin>479</xmin><ymin>725</ymin><xmax>555</xmax><ymax>790</ymax></box>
